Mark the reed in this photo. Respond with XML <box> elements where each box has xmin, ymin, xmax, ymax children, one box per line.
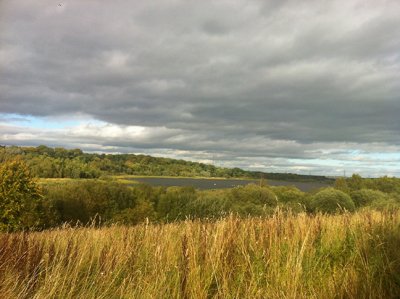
<box><xmin>0</xmin><ymin>209</ymin><xmax>399</xmax><ymax>298</ymax></box>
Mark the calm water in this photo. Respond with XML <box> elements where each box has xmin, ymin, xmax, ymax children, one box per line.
<box><xmin>129</xmin><ymin>177</ymin><xmax>328</xmax><ymax>192</ymax></box>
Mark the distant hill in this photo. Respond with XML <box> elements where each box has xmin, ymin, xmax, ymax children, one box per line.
<box><xmin>0</xmin><ymin>145</ymin><xmax>333</xmax><ymax>183</ymax></box>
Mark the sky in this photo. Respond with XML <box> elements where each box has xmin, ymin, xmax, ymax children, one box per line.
<box><xmin>0</xmin><ymin>0</ymin><xmax>399</xmax><ymax>177</ymax></box>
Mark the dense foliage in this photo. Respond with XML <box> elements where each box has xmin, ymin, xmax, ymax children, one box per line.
<box><xmin>0</xmin><ymin>145</ymin><xmax>332</xmax><ymax>182</ymax></box>
<box><xmin>37</xmin><ymin>181</ymin><xmax>287</xmax><ymax>227</ymax></box>
<box><xmin>0</xmin><ymin>150</ymin><xmax>400</xmax><ymax>231</ymax></box>
<box><xmin>350</xmin><ymin>189</ymin><xmax>388</xmax><ymax>207</ymax></box>
<box><xmin>0</xmin><ymin>159</ymin><xmax>48</xmax><ymax>231</ymax></box>
<box><xmin>335</xmin><ymin>174</ymin><xmax>400</xmax><ymax>194</ymax></box>
<box><xmin>310</xmin><ymin>188</ymin><xmax>355</xmax><ymax>213</ymax></box>
<box><xmin>0</xmin><ymin>168</ymin><xmax>399</xmax><ymax>231</ymax></box>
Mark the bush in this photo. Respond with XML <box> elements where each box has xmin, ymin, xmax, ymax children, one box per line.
<box><xmin>42</xmin><ymin>180</ymin><xmax>137</xmax><ymax>224</ymax></box>
<box><xmin>156</xmin><ymin>186</ymin><xmax>197</xmax><ymax>221</ymax></box>
<box><xmin>0</xmin><ymin>159</ymin><xmax>44</xmax><ymax>231</ymax></box>
<box><xmin>187</xmin><ymin>190</ymin><xmax>231</xmax><ymax>218</ymax></box>
<box><xmin>111</xmin><ymin>200</ymin><xmax>156</xmax><ymax>225</ymax></box>
<box><xmin>230</xmin><ymin>201</ymin><xmax>268</xmax><ymax>216</ymax></box>
<box><xmin>229</xmin><ymin>184</ymin><xmax>278</xmax><ymax>207</ymax></box>
<box><xmin>271</xmin><ymin>186</ymin><xmax>309</xmax><ymax>213</ymax></box>
<box><xmin>311</xmin><ymin>188</ymin><xmax>355</xmax><ymax>214</ymax></box>
<box><xmin>277</xmin><ymin>188</ymin><xmax>303</xmax><ymax>202</ymax></box>
<box><xmin>351</xmin><ymin>189</ymin><xmax>387</xmax><ymax>207</ymax></box>
<box><xmin>370</xmin><ymin>198</ymin><xmax>400</xmax><ymax>211</ymax></box>
<box><xmin>364</xmin><ymin>176</ymin><xmax>400</xmax><ymax>194</ymax></box>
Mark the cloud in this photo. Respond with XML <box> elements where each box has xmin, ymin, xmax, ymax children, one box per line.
<box><xmin>0</xmin><ymin>0</ymin><xmax>399</xmax><ymax>176</ymax></box>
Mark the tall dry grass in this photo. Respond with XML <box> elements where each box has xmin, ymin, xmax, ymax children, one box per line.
<box><xmin>1</xmin><ymin>210</ymin><xmax>399</xmax><ymax>298</ymax></box>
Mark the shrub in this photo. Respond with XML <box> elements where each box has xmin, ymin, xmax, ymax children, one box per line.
<box><xmin>111</xmin><ymin>200</ymin><xmax>155</xmax><ymax>225</ymax></box>
<box><xmin>370</xmin><ymin>198</ymin><xmax>400</xmax><ymax>211</ymax></box>
<box><xmin>272</xmin><ymin>186</ymin><xmax>309</xmax><ymax>213</ymax></box>
<box><xmin>311</xmin><ymin>188</ymin><xmax>355</xmax><ymax>214</ymax></box>
<box><xmin>230</xmin><ymin>201</ymin><xmax>267</xmax><ymax>216</ymax></box>
<box><xmin>0</xmin><ymin>159</ymin><xmax>43</xmax><ymax>231</ymax></box>
<box><xmin>351</xmin><ymin>189</ymin><xmax>387</xmax><ymax>207</ymax></box>
<box><xmin>364</xmin><ymin>176</ymin><xmax>400</xmax><ymax>194</ymax></box>
<box><xmin>229</xmin><ymin>184</ymin><xmax>278</xmax><ymax>207</ymax></box>
<box><xmin>42</xmin><ymin>180</ymin><xmax>137</xmax><ymax>224</ymax></box>
<box><xmin>187</xmin><ymin>190</ymin><xmax>231</xmax><ymax>218</ymax></box>
<box><xmin>274</xmin><ymin>187</ymin><xmax>306</xmax><ymax>203</ymax></box>
<box><xmin>157</xmin><ymin>186</ymin><xmax>197</xmax><ymax>221</ymax></box>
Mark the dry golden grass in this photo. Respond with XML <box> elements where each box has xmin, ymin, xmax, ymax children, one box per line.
<box><xmin>1</xmin><ymin>209</ymin><xmax>400</xmax><ymax>298</ymax></box>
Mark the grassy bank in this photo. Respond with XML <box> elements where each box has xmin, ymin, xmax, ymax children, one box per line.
<box><xmin>1</xmin><ymin>210</ymin><xmax>400</xmax><ymax>298</ymax></box>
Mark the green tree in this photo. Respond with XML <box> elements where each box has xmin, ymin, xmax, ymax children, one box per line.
<box><xmin>0</xmin><ymin>159</ymin><xmax>43</xmax><ymax>231</ymax></box>
<box><xmin>334</xmin><ymin>177</ymin><xmax>350</xmax><ymax>193</ymax></box>
<box><xmin>347</xmin><ymin>174</ymin><xmax>364</xmax><ymax>191</ymax></box>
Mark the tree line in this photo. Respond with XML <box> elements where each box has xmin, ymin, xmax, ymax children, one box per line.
<box><xmin>0</xmin><ymin>145</ymin><xmax>332</xmax><ymax>182</ymax></box>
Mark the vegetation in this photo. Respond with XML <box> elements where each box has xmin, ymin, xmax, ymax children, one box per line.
<box><xmin>351</xmin><ymin>189</ymin><xmax>388</xmax><ymax>207</ymax></box>
<box><xmin>0</xmin><ymin>145</ymin><xmax>333</xmax><ymax>182</ymax></box>
<box><xmin>1</xmin><ymin>149</ymin><xmax>400</xmax><ymax>297</ymax></box>
<box><xmin>310</xmin><ymin>188</ymin><xmax>355</xmax><ymax>214</ymax></box>
<box><xmin>0</xmin><ymin>159</ymin><xmax>44</xmax><ymax>231</ymax></box>
<box><xmin>0</xmin><ymin>151</ymin><xmax>399</xmax><ymax>229</ymax></box>
<box><xmin>335</xmin><ymin>173</ymin><xmax>400</xmax><ymax>194</ymax></box>
<box><xmin>1</xmin><ymin>211</ymin><xmax>400</xmax><ymax>298</ymax></box>
<box><xmin>37</xmin><ymin>180</ymin><xmax>301</xmax><ymax>227</ymax></box>
<box><xmin>0</xmin><ymin>158</ymin><xmax>399</xmax><ymax>230</ymax></box>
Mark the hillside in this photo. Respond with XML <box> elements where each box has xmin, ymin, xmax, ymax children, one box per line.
<box><xmin>0</xmin><ymin>145</ymin><xmax>332</xmax><ymax>182</ymax></box>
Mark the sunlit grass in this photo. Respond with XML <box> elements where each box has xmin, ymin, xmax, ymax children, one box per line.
<box><xmin>1</xmin><ymin>210</ymin><xmax>399</xmax><ymax>298</ymax></box>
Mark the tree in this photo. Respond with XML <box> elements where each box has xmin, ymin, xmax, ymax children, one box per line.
<box><xmin>0</xmin><ymin>159</ymin><xmax>43</xmax><ymax>231</ymax></box>
<box><xmin>347</xmin><ymin>174</ymin><xmax>364</xmax><ymax>191</ymax></box>
<box><xmin>334</xmin><ymin>177</ymin><xmax>350</xmax><ymax>193</ymax></box>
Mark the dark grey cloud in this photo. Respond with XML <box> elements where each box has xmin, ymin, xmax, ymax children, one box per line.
<box><xmin>0</xmin><ymin>0</ymin><xmax>399</xmax><ymax>176</ymax></box>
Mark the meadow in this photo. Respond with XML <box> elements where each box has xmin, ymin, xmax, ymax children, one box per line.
<box><xmin>1</xmin><ymin>209</ymin><xmax>399</xmax><ymax>298</ymax></box>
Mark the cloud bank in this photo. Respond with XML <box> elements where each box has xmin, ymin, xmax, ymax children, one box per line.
<box><xmin>1</xmin><ymin>0</ymin><xmax>399</xmax><ymax>176</ymax></box>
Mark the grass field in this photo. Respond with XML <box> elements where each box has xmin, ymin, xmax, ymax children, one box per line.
<box><xmin>1</xmin><ymin>210</ymin><xmax>400</xmax><ymax>298</ymax></box>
